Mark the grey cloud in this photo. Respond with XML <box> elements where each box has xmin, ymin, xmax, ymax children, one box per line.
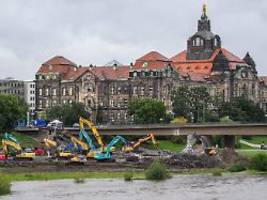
<box><xmin>0</xmin><ymin>0</ymin><xmax>266</xmax><ymax>80</ymax></box>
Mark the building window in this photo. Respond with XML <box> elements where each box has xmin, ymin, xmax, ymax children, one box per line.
<box><xmin>63</xmin><ymin>100</ymin><xmax>67</xmax><ymax>104</ymax></box>
<box><xmin>110</xmin><ymin>99</ymin><xmax>114</xmax><ymax>107</ymax></box>
<box><xmin>53</xmin><ymin>88</ymin><xmax>57</xmax><ymax>96</ymax></box>
<box><xmin>38</xmin><ymin>100</ymin><xmax>42</xmax><ymax>108</ymax></box>
<box><xmin>45</xmin><ymin>100</ymin><xmax>49</xmax><ymax>108</ymax></box>
<box><xmin>133</xmin><ymin>86</ymin><xmax>137</xmax><ymax>94</ymax></box>
<box><xmin>110</xmin><ymin>86</ymin><xmax>115</xmax><ymax>94</ymax></box>
<box><xmin>141</xmin><ymin>87</ymin><xmax>145</xmax><ymax>95</ymax></box>
<box><xmin>62</xmin><ymin>88</ymin><xmax>66</xmax><ymax>96</ymax></box>
<box><xmin>39</xmin><ymin>88</ymin><xmax>42</xmax><ymax>96</ymax></box>
<box><xmin>45</xmin><ymin>88</ymin><xmax>49</xmax><ymax>96</ymax></box>
<box><xmin>69</xmin><ymin>87</ymin><xmax>73</xmax><ymax>96</ymax></box>
<box><xmin>118</xmin><ymin>87</ymin><xmax>121</xmax><ymax>94</ymax></box>
<box><xmin>88</xmin><ymin>99</ymin><xmax>92</xmax><ymax>107</ymax></box>
<box><xmin>124</xmin><ymin>98</ymin><xmax>128</xmax><ymax>106</ymax></box>
<box><xmin>149</xmin><ymin>87</ymin><xmax>153</xmax><ymax>95</ymax></box>
<box><xmin>69</xmin><ymin>100</ymin><xmax>73</xmax><ymax>104</ymax></box>
<box><xmin>53</xmin><ymin>100</ymin><xmax>57</xmax><ymax>105</ymax></box>
<box><xmin>133</xmin><ymin>72</ymin><xmax>137</xmax><ymax>77</ymax></box>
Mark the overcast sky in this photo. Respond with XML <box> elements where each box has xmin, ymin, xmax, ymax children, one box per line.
<box><xmin>0</xmin><ymin>0</ymin><xmax>267</xmax><ymax>80</ymax></box>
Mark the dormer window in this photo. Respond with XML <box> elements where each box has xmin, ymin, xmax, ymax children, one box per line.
<box><xmin>142</xmin><ymin>62</ymin><xmax>148</xmax><ymax>68</ymax></box>
<box><xmin>193</xmin><ymin>37</ymin><xmax>204</xmax><ymax>47</ymax></box>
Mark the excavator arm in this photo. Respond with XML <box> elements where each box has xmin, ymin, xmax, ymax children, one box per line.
<box><xmin>94</xmin><ymin>136</ymin><xmax>128</xmax><ymax>160</ymax></box>
<box><xmin>70</xmin><ymin>136</ymin><xmax>89</xmax><ymax>151</ymax></box>
<box><xmin>43</xmin><ymin>138</ymin><xmax>57</xmax><ymax>149</ymax></box>
<box><xmin>123</xmin><ymin>134</ymin><xmax>157</xmax><ymax>153</ymax></box>
<box><xmin>79</xmin><ymin>117</ymin><xmax>104</xmax><ymax>151</ymax></box>
<box><xmin>2</xmin><ymin>139</ymin><xmax>22</xmax><ymax>153</ymax></box>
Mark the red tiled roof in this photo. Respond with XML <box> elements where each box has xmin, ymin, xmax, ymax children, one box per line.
<box><xmin>63</xmin><ymin>67</ymin><xmax>90</xmax><ymax>80</ymax></box>
<box><xmin>36</xmin><ymin>56</ymin><xmax>130</xmax><ymax>81</ymax></box>
<box><xmin>37</xmin><ymin>56</ymin><xmax>78</xmax><ymax>80</ymax></box>
<box><xmin>91</xmin><ymin>66</ymin><xmax>130</xmax><ymax>80</ymax></box>
<box><xmin>171</xmin><ymin>48</ymin><xmax>245</xmax><ymax>63</ymax></box>
<box><xmin>136</xmin><ymin>51</ymin><xmax>170</xmax><ymax>62</ymax></box>
<box><xmin>171</xmin><ymin>48</ymin><xmax>247</xmax><ymax>76</ymax></box>
<box><xmin>133</xmin><ymin>51</ymin><xmax>171</xmax><ymax>70</ymax></box>
<box><xmin>43</xmin><ymin>56</ymin><xmax>77</xmax><ymax>66</ymax></box>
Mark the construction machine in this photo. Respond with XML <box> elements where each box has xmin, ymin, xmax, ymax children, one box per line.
<box><xmin>79</xmin><ymin>117</ymin><xmax>105</xmax><ymax>157</ymax></box>
<box><xmin>1</xmin><ymin>138</ymin><xmax>35</xmax><ymax>160</ymax></box>
<box><xmin>123</xmin><ymin>134</ymin><xmax>158</xmax><ymax>153</ymax></box>
<box><xmin>94</xmin><ymin>136</ymin><xmax>128</xmax><ymax>161</ymax></box>
<box><xmin>43</xmin><ymin>138</ymin><xmax>58</xmax><ymax>158</ymax></box>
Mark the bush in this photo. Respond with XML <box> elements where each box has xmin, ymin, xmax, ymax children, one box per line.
<box><xmin>212</xmin><ymin>170</ymin><xmax>222</xmax><ymax>176</ymax></box>
<box><xmin>74</xmin><ymin>178</ymin><xmax>85</xmax><ymax>184</ymax></box>
<box><xmin>0</xmin><ymin>176</ymin><xmax>11</xmax><ymax>196</ymax></box>
<box><xmin>145</xmin><ymin>159</ymin><xmax>170</xmax><ymax>180</ymax></box>
<box><xmin>124</xmin><ymin>170</ymin><xmax>134</xmax><ymax>181</ymax></box>
<box><xmin>228</xmin><ymin>162</ymin><xmax>247</xmax><ymax>172</ymax></box>
<box><xmin>250</xmin><ymin>154</ymin><xmax>267</xmax><ymax>171</ymax></box>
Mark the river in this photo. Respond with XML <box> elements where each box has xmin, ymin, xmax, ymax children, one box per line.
<box><xmin>1</xmin><ymin>175</ymin><xmax>267</xmax><ymax>200</ymax></box>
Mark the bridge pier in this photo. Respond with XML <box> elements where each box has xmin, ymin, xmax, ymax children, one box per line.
<box><xmin>223</xmin><ymin>135</ymin><xmax>235</xmax><ymax>149</ymax></box>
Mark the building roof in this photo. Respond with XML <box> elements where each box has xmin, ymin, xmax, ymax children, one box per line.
<box><xmin>171</xmin><ymin>48</ymin><xmax>247</xmax><ymax>76</ymax></box>
<box><xmin>43</xmin><ymin>56</ymin><xmax>77</xmax><ymax>66</ymax></box>
<box><xmin>171</xmin><ymin>48</ymin><xmax>244</xmax><ymax>63</ymax></box>
<box><xmin>37</xmin><ymin>56</ymin><xmax>80</xmax><ymax>80</ymax></box>
<box><xmin>136</xmin><ymin>51</ymin><xmax>170</xmax><ymax>62</ymax></box>
<box><xmin>133</xmin><ymin>51</ymin><xmax>171</xmax><ymax>70</ymax></box>
<box><xmin>91</xmin><ymin>66</ymin><xmax>130</xmax><ymax>80</ymax></box>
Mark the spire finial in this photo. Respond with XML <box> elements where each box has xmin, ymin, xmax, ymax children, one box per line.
<box><xmin>202</xmin><ymin>0</ymin><xmax>207</xmax><ymax>17</ymax></box>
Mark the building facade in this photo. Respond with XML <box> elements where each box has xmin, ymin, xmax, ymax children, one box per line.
<box><xmin>0</xmin><ymin>78</ymin><xmax>25</xmax><ymax>100</ymax></box>
<box><xmin>35</xmin><ymin>4</ymin><xmax>267</xmax><ymax>124</ymax></box>
<box><xmin>24</xmin><ymin>81</ymin><xmax>36</xmax><ymax>112</ymax></box>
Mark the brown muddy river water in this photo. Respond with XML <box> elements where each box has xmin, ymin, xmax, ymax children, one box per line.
<box><xmin>1</xmin><ymin>175</ymin><xmax>267</xmax><ymax>200</ymax></box>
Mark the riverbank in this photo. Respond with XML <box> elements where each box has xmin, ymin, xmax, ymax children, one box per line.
<box><xmin>1</xmin><ymin>168</ymin><xmax>267</xmax><ymax>182</ymax></box>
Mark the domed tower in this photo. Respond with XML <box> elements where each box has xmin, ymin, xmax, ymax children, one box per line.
<box><xmin>186</xmin><ymin>3</ymin><xmax>221</xmax><ymax>60</ymax></box>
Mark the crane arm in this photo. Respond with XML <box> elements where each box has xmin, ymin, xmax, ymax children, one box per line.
<box><xmin>79</xmin><ymin>117</ymin><xmax>104</xmax><ymax>151</ymax></box>
<box><xmin>2</xmin><ymin>139</ymin><xmax>22</xmax><ymax>153</ymax></box>
<box><xmin>94</xmin><ymin>136</ymin><xmax>128</xmax><ymax>160</ymax></box>
<box><xmin>79</xmin><ymin>129</ymin><xmax>96</xmax><ymax>150</ymax></box>
<box><xmin>71</xmin><ymin>136</ymin><xmax>89</xmax><ymax>151</ymax></box>
<box><xmin>43</xmin><ymin>138</ymin><xmax>57</xmax><ymax>149</ymax></box>
<box><xmin>4</xmin><ymin>133</ymin><xmax>19</xmax><ymax>144</ymax></box>
<box><xmin>132</xmin><ymin>134</ymin><xmax>156</xmax><ymax>149</ymax></box>
<box><xmin>106</xmin><ymin>136</ymin><xmax>128</xmax><ymax>153</ymax></box>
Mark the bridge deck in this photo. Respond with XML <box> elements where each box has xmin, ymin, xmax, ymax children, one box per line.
<box><xmin>15</xmin><ymin>123</ymin><xmax>267</xmax><ymax>136</ymax></box>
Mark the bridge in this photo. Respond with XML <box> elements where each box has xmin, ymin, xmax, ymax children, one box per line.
<box><xmin>16</xmin><ymin>123</ymin><xmax>267</xmax><ymax>136</ymax></box>
<box><xmin>15</xmin><ymin>123</ymin><xmax>267</xmax><ymax>148</ymax></box>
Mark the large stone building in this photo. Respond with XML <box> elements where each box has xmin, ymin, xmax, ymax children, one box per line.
<box><xmin>35</xmin><ymin>4</ymin><xmax>267</xmax><ymax>124</ymax></box>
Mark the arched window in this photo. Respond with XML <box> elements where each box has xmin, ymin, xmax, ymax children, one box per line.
<box><xmin>196</xmin><ymin>37</ymin><xmax>200</xmax><ymax>46</ymax></box>
<box><xmin>214</xmin><ymin>39</ymin><xmax>217</xmax><ymax>47</ymax></box>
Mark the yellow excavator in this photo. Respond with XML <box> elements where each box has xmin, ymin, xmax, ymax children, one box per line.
<box><xmin>43</xmin><ymin>138</ymin><xmax>59</xmax><ymax>158</ymax></box>
<box><xmin>2</xmin><ymin>139</ymin><xmax>35</xmax><ymax>160</ymax></box>
<box><xmin>79</xmin><ymin>117</ymin><xmax>104</xmax><ymax>157</ymax></box>
<box><xmin>123</xmin><ymin>133</ymin><xmax>158</xmax><ymax>153</ymax></box>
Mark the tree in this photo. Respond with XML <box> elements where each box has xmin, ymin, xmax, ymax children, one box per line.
<box><xmin>0</xmin><ymin>94</ymin><xmax>28</xmax><ymax>131</ymax></box>
<box><xmin>219</xmin><ymin>97</ymin><xmax>265</xmax><ymax>122</ymax></box>
<box><xmin>171</xmin><ymin>86</ymin><xmax>211</xmax><ymax>123</ymax></box>
<box><xmin>128</xmin><ymin>98</ymin><xmax>167</xmax><ymax>124</ymax></box>
<box><xmin>46</xmin><ymin>102</ymin><xmax>90</xmax><ymax>126</ymax></box>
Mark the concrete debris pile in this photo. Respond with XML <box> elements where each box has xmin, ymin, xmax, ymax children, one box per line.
<box><xmin>165</xmin><ymin>153</ymin><xmax>223</xmax><ymax>169</ymax></box>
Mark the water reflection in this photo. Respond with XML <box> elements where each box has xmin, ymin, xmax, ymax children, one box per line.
<box><xmin>2</xmin><ymin>175</ymin><xmax>267</xmax><ymax>200</ymax></box>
